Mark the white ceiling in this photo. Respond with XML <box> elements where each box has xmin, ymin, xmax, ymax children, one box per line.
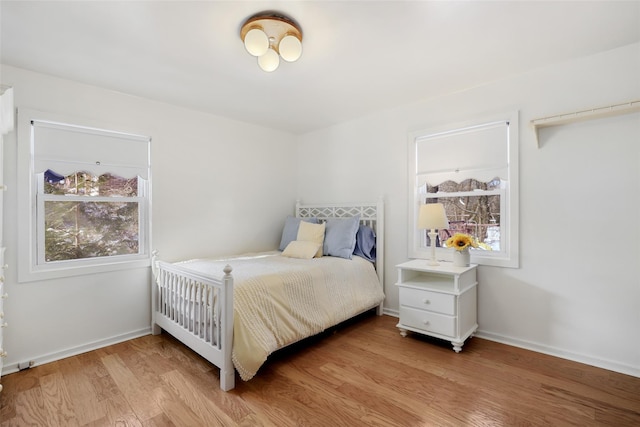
<box><xmin>1</xmin><ymin>1</ymin><xmax>639</xmax><ymax>134</ymax></box>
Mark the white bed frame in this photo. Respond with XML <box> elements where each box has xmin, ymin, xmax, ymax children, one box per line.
<box><xmin>151</xmin><ymin>200</ymin><xmax>384</xmax><ymax>391</ymax></box>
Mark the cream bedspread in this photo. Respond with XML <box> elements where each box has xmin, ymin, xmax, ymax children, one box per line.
<box><xmin>177</xmin><ymin>251</ymin><xmax>384</xmax><ymax>381</ymax></box>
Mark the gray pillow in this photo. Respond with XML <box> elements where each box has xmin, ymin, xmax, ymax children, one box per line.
<box><xmin>278</xmin><ymin>216</ymin><xmax>318</xmax><ymax>251</ymax></box>
<box><xmin>323</xmin><ymin>215</ymin><xmax>360</xmax><ymax>259</ymax></box>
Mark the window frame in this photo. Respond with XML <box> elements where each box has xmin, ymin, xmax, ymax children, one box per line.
<box><xmin>17</xmin><ymin>108</ymin><xmax>152</xmax><ymax>282</ymax></box>
<box><xmin>408</xmin><ymin>111</ymin><xmax>519</xmax><ymax>268</ymax></box>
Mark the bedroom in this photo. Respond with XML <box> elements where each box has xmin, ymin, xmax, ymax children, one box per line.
<box><xmin>0</xmin><ymin>0</ymin><xmax>639</xmax><ymax>424</ymax></box>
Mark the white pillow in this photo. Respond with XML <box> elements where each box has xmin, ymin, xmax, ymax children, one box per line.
<box><xmin>282</xmin><ymin>241</ymin><xmax>322</xmax><ymax>259</ymax></box>
<box><xmin>278</xmin><ymin>216</ymin><xmax>319</xmax><ymax>251</ymax></box>
<box><xmin>297</xmin><ymin>221</ymin><xmax>326</xmax><ymax>258</ymax></box>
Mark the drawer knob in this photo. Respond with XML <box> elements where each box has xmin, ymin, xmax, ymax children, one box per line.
<box><xmin>0</xmin><ymin>322</ymin><xmax>7</xmax><ymax>328</ymax></box>
<box><xmin>0</xmin><ymin>312</ymin><xmax>3</xmax><ymax>319</ymax></box>
<box><xmin>423</xmin><ymin>299</ymin><xmax>430</xmax><ymax>304</ymax></box>
<box><xmin>0</xmin><ymin>349</ymin><xmax>6</xmax><ymax>357</ymax></box>
<box><xmin>1</xmin><ymin>293</ymin><xmax>7</xmax><ymax>299</ymax></box>
<box><xmin>423</xmin><ymin>320</ymin><xmax>430</xmax><ymax>326</ymax></box>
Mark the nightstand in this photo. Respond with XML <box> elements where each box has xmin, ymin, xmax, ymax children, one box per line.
<box><xmin>395</xmin><ymin>259</ymin><xmax>478</xmax><ymax>352</ymax></box>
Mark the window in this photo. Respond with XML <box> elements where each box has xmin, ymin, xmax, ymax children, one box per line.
<box><xmin>18</xmin><ymin>110</ymin><xmax>151</xmax><ymax>281</ymax></box>
<box><xmin>408</xmin><ymin>112</ymin><xmax>519</xmax><ymax>268</ymax></box>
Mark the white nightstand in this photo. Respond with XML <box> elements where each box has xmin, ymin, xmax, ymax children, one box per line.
<box><xmin>395</xmin><ymin>259</ymin><xmax>478</xmax><ymax>352</ymax></box>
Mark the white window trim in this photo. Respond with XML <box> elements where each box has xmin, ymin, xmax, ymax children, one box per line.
<box><xmin>407</xmin><ymin>111</ymin><xmax>519</xmax><ymax>268</ymax></box>
<box><xmin>17</xmin><ymin>108</ymin><xmax>152</xmax><ymax>282</ymax></box>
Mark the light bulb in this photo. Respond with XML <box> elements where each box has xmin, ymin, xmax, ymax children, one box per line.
<box><xmin>279</xmin><ymin>35</ymin><xmax>302</xmax><ymax>62</ymax></box>
<box><xmin>244</xmin><ymin>28</ymin><xmax>269</xmax><ymax>57</ymax></box>
<box><xmin>258</xmin><ymin>48</ymin><xmax>279</xmax><ymax>72</ymax></box>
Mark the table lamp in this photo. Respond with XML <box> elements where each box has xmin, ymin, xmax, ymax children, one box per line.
<box><xmin>418</xmin><ymin>203</ymin><xmax>449</xmax><ymax>266</ymax></box>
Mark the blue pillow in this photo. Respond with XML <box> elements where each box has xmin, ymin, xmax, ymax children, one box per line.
<box><xmin>353</xmin><ymin>224</ymin><xmax>376</xmax><ymax>262</ymax></box>
<box><xmin>323</xmin><ymin>215</ymin><xmax>360</xmax><ymax>259</ymax></box>
<box><xmin>279</xmin><ymin>216</ymin><xmax>318</xmax><ymax>251</ymax></box>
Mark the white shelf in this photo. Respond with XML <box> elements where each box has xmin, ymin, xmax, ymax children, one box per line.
<box><xmin>402</xmin><ymin>279</ymin><xmax>461</xmax><ymax>294</ymax></box>
<box><xmin>531</xmin><ymin>100</ymin><xmax>640</xmax><ymax>148</ymax></box>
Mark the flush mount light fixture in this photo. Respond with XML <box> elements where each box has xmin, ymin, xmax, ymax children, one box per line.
<box><xmin>240</xmin><ymin>12</ymin><xmax>303</xmax><ymax>72</ymax></box>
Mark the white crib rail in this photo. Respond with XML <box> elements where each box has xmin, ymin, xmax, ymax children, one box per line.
<box><xmin>151</xmin><ymin>257</ymin><xmax>235</xmax><ymax>391</ymax></box>
<box><xmin>156</xmin><ymin>268</ymin><xmax>215</xmax><ymax>344</ymax></box>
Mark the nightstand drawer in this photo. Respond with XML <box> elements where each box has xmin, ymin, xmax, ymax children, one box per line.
<box><xmin>399</xmin><ymin>287</ymin><xmax>455</xmax><ymax>315</ymax></box>
<box><xmin>400</xmin><ymin>306</ymin><xmax>456</xmax><ymax>337</ymax></box>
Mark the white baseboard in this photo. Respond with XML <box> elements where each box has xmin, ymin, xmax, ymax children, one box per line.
<box><xmin>382</xmin><ymin>308</ymin><xmax>399</xmax><ymax>317</ymax></box>
<box><xmin>2</xmin><ymin>327</ymin><xmax>151</xmax><ymax>376</ymax></box>
<box><xmin>475</xmin><ymin>329</ymin><xmax>640</xmax><ymax>378</ymax></box>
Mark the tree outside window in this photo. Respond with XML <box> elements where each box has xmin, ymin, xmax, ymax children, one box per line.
<box><xmin>42</xmin><ymin>170</ymin><xmax>141</xmax><ymax>262</ymax></box>
<box><xmin>422</xmin><ymin>178</ymin><xmax>501</xmax><ymax>251</ymax></box>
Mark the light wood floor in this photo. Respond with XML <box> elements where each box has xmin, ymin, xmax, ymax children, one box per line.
<box><xmin>1</xmin><ymin>313</ymin><xmax>639</xmax><ymax>426</ymax></box>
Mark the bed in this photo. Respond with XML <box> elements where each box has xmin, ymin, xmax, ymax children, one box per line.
<box><xmin>151</xmin><ymin>200</ymin><xmax>385</xmax><ymax>391</ymax></box>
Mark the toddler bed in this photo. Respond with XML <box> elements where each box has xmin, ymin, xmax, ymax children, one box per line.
<box><xmin>151</xmin><ymin>200</ymin><xmax>385</xmax><ymax>391</ymax></box>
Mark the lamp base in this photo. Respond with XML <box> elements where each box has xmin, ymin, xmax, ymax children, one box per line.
<box><xmin>427</xmin><ymin>229</ymin><xmax>440</xmax><ymax>267</ymax></box>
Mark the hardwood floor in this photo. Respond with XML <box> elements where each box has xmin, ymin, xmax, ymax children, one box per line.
<box><xmin>1</xmin><ymin>313</ymin><xmax>639</xmax><ymax>426</ymax></box>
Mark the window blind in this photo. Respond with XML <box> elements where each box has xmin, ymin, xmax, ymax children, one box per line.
<box><xmin>415</xmin><ymin>121</ymin><xmax>509</xmax><ymax>186</ymax></box>
<box><xmin>32</xmin><ymin>120</ymin><xmax>150</xmax><ymax>179</ymax></box>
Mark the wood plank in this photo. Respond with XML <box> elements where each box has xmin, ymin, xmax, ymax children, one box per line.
<box><xmin>2</xmin><ymin>386</ymin><xmax>50</xmax><ymax>427</ymax></box>
<box><xmin>56</xmin><ymin>355</ymin><xmax>106</xmax><ymax>425</ymax></box>
<box><xmin>151</xmin><ymin>386</ymin><xmax>203</xmax><ymax>427</ymax></box>
<box><xmin>39</xmin><ymin>371</ymin><xmax>80</xmax><ymax>427</ymax></box>
<box><xmin>273</xmin><ymin>360</ymin><xmax>416</xmax><ymax>427</ymax></box>
<box><xmin>240</xmin><ymin>371</ymin><xmax>365</xmax><ymax>426</ymax></box>
<box><xmin>160</xmin><ymin>369</ymin><xmax>236</xmax><ymax>426</ymax></box>
<box><xmin>99</xmin><ymin>393</ymin><xmax>143</xmax><ymax>427</ymax></box>
<box><xmin>100</xmin><ymin>354</ymin><xmax>162</xmax><ymax>421</ymax></box>
<box><xmin>317</xmin><ymin>361</ymin><xmax>461</xmax><ymax>426</ymax></box>
<box><xmin>141</xmin><ymin>413</ymin><xmax>176</xmax><ymax>427</ymax></box>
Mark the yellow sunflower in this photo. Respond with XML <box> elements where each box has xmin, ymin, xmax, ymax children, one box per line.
<box><xmin>445</xmin><ymin>233</ymin><xmax>479</xmax><ymax>251</ymax></box>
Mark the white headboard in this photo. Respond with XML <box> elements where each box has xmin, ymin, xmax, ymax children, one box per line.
<box><xmin>296</xmin><ymin>199</ymin><xmax>384</xmax><ymax>290</ymax></box>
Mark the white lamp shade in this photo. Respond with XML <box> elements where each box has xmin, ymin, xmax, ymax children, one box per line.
<box><xmin>258</xmin><ymin>48</ymin><xmax>280</xmax><ymax>72</ymax></box>
<box><xmin>418</xmin><ymin>203</ymin><xmax>449</xmax><ymax>230</ymax></box>
<box><xmin>279</xmin><ymin>35</ymin><xmax>302</xmax><ymax>62</ymax></box>
<box><xmin>244</xmin><ymin>28</ymin><xmax>269</xmax><ymax>57</ymax></box>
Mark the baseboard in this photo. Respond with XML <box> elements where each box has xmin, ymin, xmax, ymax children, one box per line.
<box><xmin>475</xmin><ymin>329</ymin><xmax>640</xmax><ymax>378</ymax></box>
<box><xmin>2</xmin><ymin>327</ymin><xmax>152</xmax><ymax>375</ymax></box>
<box><xmin>382</xmin><ymin>307</ymin><xmax>399</xmax><ymax>317</ymax></box>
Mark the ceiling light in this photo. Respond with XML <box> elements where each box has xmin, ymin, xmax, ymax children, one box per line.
<box><xmin>240</xmin><ymin>12</ymin><xmax>303</xmax><ymax>72</ymax></box>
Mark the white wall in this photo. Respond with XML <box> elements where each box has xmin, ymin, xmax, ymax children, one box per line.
<box><xmin>0</xmin><ymin>65</ymin><xmax>298</xmax><ymax>372</ymax></box>
<box><xmin>296</xmin><ymin>43</ymin><xmax>640</xmax><ymax>376</ymax></box>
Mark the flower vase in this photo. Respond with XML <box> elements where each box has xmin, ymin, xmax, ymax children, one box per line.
<box><xmin>452</xmin><ymin>248</ymin><xmax>470</xmax><ymax>267</ymax></box>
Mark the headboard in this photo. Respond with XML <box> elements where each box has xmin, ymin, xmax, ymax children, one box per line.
<box><xmin>296</xmin><ymin>199</ymin><xmax>384</xmax><ymax>290</ymax></box>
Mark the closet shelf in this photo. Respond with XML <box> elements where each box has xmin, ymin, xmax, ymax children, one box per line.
<box><xmin>531</xmin><ymin>100</ymin><xmax>640</xmax><ymax>147</ymax></box>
